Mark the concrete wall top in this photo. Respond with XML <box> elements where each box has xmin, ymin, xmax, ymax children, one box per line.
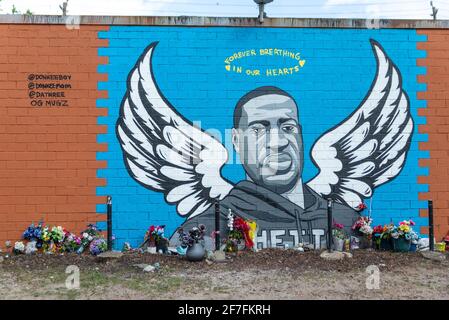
<box><xmin>0</xmin><ymin>14</ymin><xmax>449</xmax><ymax>28</ymax></box>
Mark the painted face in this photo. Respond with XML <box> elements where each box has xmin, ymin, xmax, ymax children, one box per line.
<box><xmin>233</xmin><ymin>94</ymin><xmax>304</xmax><ymax>194</ymax></box>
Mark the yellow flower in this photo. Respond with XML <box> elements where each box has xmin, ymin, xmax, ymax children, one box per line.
<box><xmin>399</xmin><ymin>224</ymin><xmax>410</xmax><ymax>233</ymax></box>
<box><xmin>248</xmin><ymin>220</ymin><xmax>257</xmax><ymax>242</ymax></box>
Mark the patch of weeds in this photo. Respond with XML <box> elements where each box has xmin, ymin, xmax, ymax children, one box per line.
<box><xmin>65</xmin><ymin>289</ymin><xmax>81</xmax><ymax>300</ymax></box>
<box><xmin>81</xmin><ymin>270</ymin><xmax>109</xmax><ymax>289</ymax></box>
<box><xmin>152</xmin><ymin>275</ymin><xmax>183</xmax><ymax>292</ymax></box>
<box><xmin>121</xmin><ymin>274</ymin><xmax>185</xmax><ymax>295</ymax></box>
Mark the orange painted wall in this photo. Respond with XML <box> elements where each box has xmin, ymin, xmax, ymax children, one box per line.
<box><xmin>0</xmin><ymin>25</ymin><xmax>108</xmax><ymax>248</ymax></box>
<box><xmin>417</xmin><ymin>29</ymin><xmax>449</xmax><ymax>241</ymax></box>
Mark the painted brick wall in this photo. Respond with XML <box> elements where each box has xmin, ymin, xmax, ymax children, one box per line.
<box><xmin>1</xmin><ymin>22</ymin><xmax>448</xmax><ymax>250</ymax></box>
<box><xmin>96</xmin><ymin>27</ymin><xmax>429</xmax><ymax>249</ymax></box>
<box><xmin>0</xmin><ymin>25</ymin><xmax>108</xmax><ymax>248</ymax></box>
<box><xmin>417</xmin><ymin>29</ymin><xmax>449</xmax><ymax>241</ymax></box>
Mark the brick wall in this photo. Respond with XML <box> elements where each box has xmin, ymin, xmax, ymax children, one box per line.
<box><xmin>417</xmin><ymin>29</ymin><xmax>449</xmax><ymax>241</ymax></box>
<box><xmin>0</xmin><ymin>25</ymin><xmax>108</xmax><ymax>248</ymax></box>
<box><xmin>0</xmin><ymin>21</ymin><xmax>448</xmax><ymax>250</ymax></box>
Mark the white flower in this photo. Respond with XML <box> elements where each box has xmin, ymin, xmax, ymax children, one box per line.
<box><xmin>88</xmin><ymin>236</ymin><xmax>93</xmax><ymax>241</ymax></box>
<box><xmin>14</xmin><ymin>241</ymin><xmax>25</xmax><ymax>252</ymax></box>
<box><xmin>83</xmin><ymin>233</ymin><xmax>88</xmax><ymax>238</ymax></box>
<box><xmin>360</xmin><ymin>225</ymin><xmax>373</xmax><ymax>235</ymax></box>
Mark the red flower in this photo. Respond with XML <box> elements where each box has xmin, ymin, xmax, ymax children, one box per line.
<box><xmin>333</xmin><ymin>223</ymin><xmax>344</xmax><ymax>230</ymax></box>
<box><xmin>233</xmin><ymin>217</ymin><xmax>254</xmax><ymax>249</ymax></box>
<box><xmin>357</xmin><ymin>203</ymin><xmax>367</xmax><ymax>211</ymax></box>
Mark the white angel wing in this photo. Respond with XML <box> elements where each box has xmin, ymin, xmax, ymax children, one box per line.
<box><xmin>116</xmin><ymin>42</ymin><xmax>233</xmax><ymax>219</ymax></box>
<box><xmin>307</xmin><ymin>39</ymin><xmax>414</xmax><ymax>210</ymax></box>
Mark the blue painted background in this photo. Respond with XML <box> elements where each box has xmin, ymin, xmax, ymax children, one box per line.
<box><xmin>96</xmin><ymin>27</ymin><xmax>428</xmax><ymax>249</ymax></box>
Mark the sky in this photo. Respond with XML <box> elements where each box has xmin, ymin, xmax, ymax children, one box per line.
<box><xmin>0</xmin><ymin>0</ymin><xmax>448</xmax><ymax>19</ymax></box>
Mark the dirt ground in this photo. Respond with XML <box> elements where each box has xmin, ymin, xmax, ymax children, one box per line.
<box><xmin>0</xmin><ymin>249</ymin><xmax>448</xmax><ymax>300</ymax></box>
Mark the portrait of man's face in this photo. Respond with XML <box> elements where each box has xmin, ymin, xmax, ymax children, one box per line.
<box><xmin>232</xmin><ymin>91</ymin><xmax>304</xmax><ymax>194</ymax></box>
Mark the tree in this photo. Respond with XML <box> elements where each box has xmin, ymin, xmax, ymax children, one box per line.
<box><xmin>7</xmin><ymin>3</ymin><xmax>33</xmax><ymax>15</ymax></box>
<box><xmin>59</xmin><ymin>0</ymin><xmax>69</xmax><ymax>16</ymax></box>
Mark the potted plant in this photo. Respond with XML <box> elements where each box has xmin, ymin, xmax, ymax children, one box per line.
<box><xmin>177</xmin><ymin>225</ymin><xmax>206</xmax><ymax>262</ymax></box>
<box><xmin>145</xmin><ymin>225</ymin><xmax>168</xmax><ymax>253</ymax></box>
<box><xmin>351</xmin><ymin>216</ymin><xmax>373</xmax><ymax>249</ymax></box>
<box><xmin>373</xmin><ymin>224</ymin><xmax>394</xmax><ymax>251</ymax></box>
<box><xmin>22</xmin><ymin>221</ymin><xmax>44</xmax><ymax>250</ymax></box>
<box><xmin>391</xmin><ymin>220</ymin><xmax>416</xmax><ymax>252</ymax></box>
<box><xmin>332</xmin><ymin>222</ymin><xmax>346</xmax><ymax>251</ymax></box>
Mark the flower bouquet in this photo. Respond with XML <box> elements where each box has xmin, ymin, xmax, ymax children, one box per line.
<box><xmin>63</xmin><ymin>231</ymin><xmax>82</xmax><ymax>253</ymax></box>
<box><xmin>224</xmin><ymin>210</ymin><xmax>257</xmax><ymax>253</ymax></box>
<box><xmin>77</xmin><ymin>224</ymin><xmax>100</xmax><ymax>254</ymax></box>
<box><xmin>22</xmin><ymin>221</ymin><xmax>43</xmax><ymax>252</ymax></box>
<box><xmin>391</xmin><ymin>220</ymin><xmax>418</xmax><ymax>252</ymax></box>
<box><xmin>23</xmin><ymin>221</ymin><xmax>44</xmax><ymax>249</ymax></box>
<box><xmin>373</xmin><ymin>224</ymin><xmax>394</xmax><ymax>251</ymax></box>
<box><xmin>13</xmin><ymin>241</ymin><xmax>25</xmax><ymax>254</ymax></box>
<box><xmin>177</xmin><ymin>225</ymin><xmax>207</xmax><ymax>261</ymax></box>
<box><xmin>332</xmin><ymin>222</ymin><xmax>346</xmax><ymax>251</ymax></box>
<box><xmin>351</xmin><ymin>216</ymin><xmax>373</xmax><ymax>249</ymax></box>
<box><xmin>20</xmin><ymin>220</ymin><xmax>108</xmax><ymax>256</ymax></box>
<box><xmin>89</xmin><ymin>238</ymin><xmax>107</xmax><ymax>255</ymax></box>
<box><xmin>41</xmin><ymin>226</ymin><xmax>54</xmax><ymax>253</ymax></box>
<box><xmin>50</xmin><ymin>226</ymin><xmax>66</xmax><ymax>253</ymax></box>
<box><xmin>147</xmin><ymin>225</ymin><xmax>168</xmax><ymax>252</ymax></box>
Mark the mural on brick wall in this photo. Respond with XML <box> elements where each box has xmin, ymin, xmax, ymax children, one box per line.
<box><xmin>115</xmin><ymin>39</ymin><xmax>414</xmax><ymax>249</ymax></box>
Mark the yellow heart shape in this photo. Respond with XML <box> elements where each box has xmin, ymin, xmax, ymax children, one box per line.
<box><xmin>299</xmin><ymin>60</ymin><xmax>306</xmax><ymax>67</ymax></box>
<box><xmin>225</xmin><ymin>65</ymin><xmax>231</xmax><ymax>71</ymax></box>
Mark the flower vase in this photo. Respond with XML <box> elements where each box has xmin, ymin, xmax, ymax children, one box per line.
<box><xmin>409</xmin><ymin>243</ymin><xmax>417</xmax><ymax>252</ymax></box>
<box><xmin>186</xmin><ymin>242</ymin><xmax>206</xmax><ymax>262</ymax></box>
<box><xmin>359</xmin><ymin>236</ymin><xmax>372</xmax><ymax>249</ymax></box>
<box><xmin>156</xmin><ymin>238</ymin><xmax>168</xmax><ymax>254</ymax></box>
<box><xmin>392</xmin><ymin>237</ymin><xmax>411</xmax><ymax>252</ymax></box>
<box><xmin>333</xmin><ymin>237</ymin><xmax>345</xmax><ymax>252</ymax></box>
<box><xmin>76</xmin><ymin>245</ymin><xmax>85</xmax><ymax>254</ymax></box>
<box><xmin>380</xmin><ymin>238</ymin><xmax>392</xmax><ymax>251</ymax></box>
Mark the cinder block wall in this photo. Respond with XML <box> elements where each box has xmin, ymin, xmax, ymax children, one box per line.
<box><xmin>0</xmin><ymin>24</ymin><xmax>108</xmax><ymax>246</ymax></box>
<box><xmin>417</xmin><ymin>30</ymin><xmax>449</xmax><ymax>239</ymax></box>
<box><xmin>0</xmin><ymin>17</ymin><xmax>448</xmax><ymax>249</ymax></box>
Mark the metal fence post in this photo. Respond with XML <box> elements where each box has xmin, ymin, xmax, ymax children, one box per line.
<box><xmin>327</xmin><ymin>198</ymin><xmax>333</xmax><ymax>252</ymax></box>
<box><xmin>107</xmin><ymin>195</ymin><xmax>112</xmax><ymax>251</ymax></box>
<box><xmin>429</xmin><ymin>200</ymin><xmax>434</xmax><ymax>252</ymax></box>
<box><xmin>214</xmin><ymin>201</ymin><xmax>220</xmax><ymax>251</ymax></box>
